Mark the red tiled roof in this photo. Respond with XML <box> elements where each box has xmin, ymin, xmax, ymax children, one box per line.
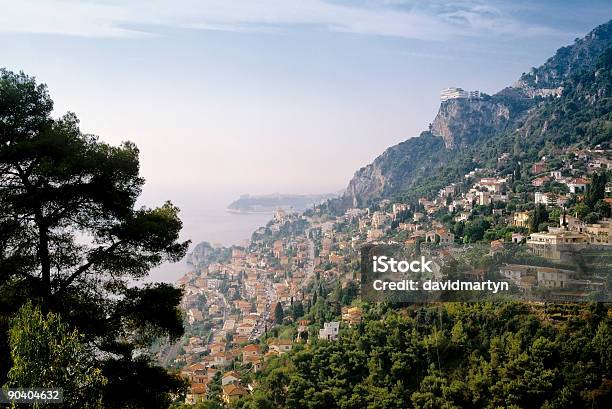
<box><xmin>223</xmin><ymin>371</ymin><xmax>241</xmax><ymax>379</ymax></box>
<box><xmin>191</xmin><ymin>383</ymin><xmax>207</xmax><ymax>394</ymax></box>
<box><xmin>269</xmin><ymin>338</ymin><xmax>292</xmax><ymax>345</ymax></box>
<box><xmin>222</xmin><ymin>384</ymin><xmax>248</xmax><ymax>396</ymax></box>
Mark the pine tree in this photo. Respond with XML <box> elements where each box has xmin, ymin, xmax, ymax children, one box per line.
<box><xmin>274</xmin><ymin>303</ymin><xmax>284</xmax><ymax>325</ymax></box>
<box><xmin>291</xmin><ymin>301</ymin><xmax>304</xmax><ymax>320</ymax></box>
<box><xmin>585</xmin><ymin>172</ymin><xmax>607</xmax><ymax>210</ymax></box>
<box><xmin>0</xmin><ymin>69</ymin><xmax>187</xmax><ymax>407</ymax></box>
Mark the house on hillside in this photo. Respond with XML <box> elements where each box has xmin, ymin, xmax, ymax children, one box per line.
<box><xmin>342</xmin><ymin>307</ymin><xmax>363</xmax><ymax>326</ymax></box>
<box><xmin>222</xmin><ymin>371</ymin><xmax>241</xmax><ymax>386</ymax></box>
<box><xmin>567</xmin><ymin>178</ymin><xmax>589</xmax><ymax>194</ymax></box>
<box><xmin>319</xmin><ymin>321</ymin><xmax>340</xmax><ymax>341</ymax></box>
<box><xmin>210</xmin><ymin>352</ymin><xmax>231</xmax><ymax>368</ymax></box>
<box><xmin>513</xmin><ymin>212</ymin><xmax>530</xmax><ymax>228</ymax></box>
<box><xmin>268</xmin><ymin>339</ymin><xmax>293</xmax><ymax>354</ymax></box>
<box><xmin>185</xmin><ymin>383</ymin><xmax>207</xmax><ymax>405</ymax></box>
<box><xmin>187</xmin><ymin>309</ymin><xmax>204</xmax><ymax>325</ymax></box>
<box><xmin>236</xmin><ymin>323</ymin><xmax>254</xmax><ymax>336</ymax></box>
<box><xmin>243</xmin><ymin>354</ymin><xmax>264</xmax><ymax>372</ymax></box>
<box><xmin>425</xmin><ymin>228</ymin><xmax>455</xmax><ymax>245</ymax></box>
<box><xmin>532</xmin><ymin>162</ymin><xmax>546</xmax><ymax>174</ymax></box>
<box><xmin>241</xmin><ymin>344</ymin><xmax>261</xmax><ymax>358</ymax></box>
<box><xmin>222</xmin><ymin>384</ymin><xmax>249</xmax><ymax>404</ymax></box>
<box><xmin>210</xmin><ymin>342</ymin><xmax>225</xmax><ymax>355</ymax></box>
<box><xmin>532</xmin><ymin>175</ymin><xmax>550</xmax><ymax>187</ymax></box>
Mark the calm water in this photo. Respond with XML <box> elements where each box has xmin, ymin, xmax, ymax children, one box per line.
<box><xmin>137</xmin><ymin>187</ymin><xmax>273</xmax><ymax>283</ymax></box>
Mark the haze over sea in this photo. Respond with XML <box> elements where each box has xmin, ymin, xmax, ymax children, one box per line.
<box><xmin>138</xmin><ymin>187</ymin><xmax>274</xmax><ymax>284</ymax></box>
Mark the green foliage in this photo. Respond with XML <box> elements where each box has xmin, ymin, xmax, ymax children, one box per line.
<box><xmin>549</xmin><ymin>207</ymin><xmax>562</xmax><ymax>223</ymax></box>
<box><xmin>6</xmin><ymin>302</ymin><xmax>107</xmax><ymax>408</ymax></box>
<box><xmin>291</xmin><ymin>301</ymin><xmax>305</xmax><ymax>320</ymax></box>
<box><xmin>530</xmin><ymin>204</ymin><xmax>549</xmax><ymax>233</ymax></box>
<box><xmin>575</xmin><ymin>203</ymin><xmax>591</xmax><ymax>220</ymax></box>
<box><xmin>521</xmin><ymin>46</ymin><xmax>612</xmax><ymax>148</ymax></box>
<box><xmin>0</xmin><ymin>69</ymin><xmax>189</xmax><ymax>408</ymax></box>
<box><xmin>463</xmin><ymin>218</ymin><xmax>491</xmax><ymax>243</ymax></box>
<box><xmin>101</xmin><ymin>355</ymin><xmax>186</xmax><ymax>409</ymax></box>
<box><xmin>241</xmin><ymin>303</ymin><xmax>612</xmax><ymax>409</ymax></box>
<box><xmin>595</xmin><ymin>200</ymin><xmax>611</xmax><ymax>219</ymax></box>
<box><xmin>274</xmin><ymin>303</ymin><xmax>285</xmax><ymax>325</ymax></box>
<box><xmin>586</xmin><ymin>172</ymin><xmax>608</xmax><ymax>210</ymax></box>
<box><xmin>169</xmin><ymin>400</ymin><xmax>223</xmax><ymax>409</ymax></box>
<box><xmin>206</xmin><ymin>372</ymin><xmax>223</xmax><ymax>403</ymax></box>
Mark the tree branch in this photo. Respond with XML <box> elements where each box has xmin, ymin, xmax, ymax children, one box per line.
<box><xmin>55</xmin><ymin>240</ymin><xmax>125</xmax><ymax>295</ymax></box>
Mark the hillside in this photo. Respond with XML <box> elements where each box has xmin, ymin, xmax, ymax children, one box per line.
<box><xmin>241</xmin><ymin>303</ymin><xmax>611</xmax><ymax>409</ymax></box>
<box><xmin>340</xmin><ymin>20</ymin><xmax>612</xmax><ymax>208</ymax></box>
<box><xmin>516</xmin><ymin>21</ymin><xmax>612</xmax><ymax>92</ymax></box>
<box><xmin>170</xmin><ymin>19</ymin><xmax>612</xmax><ymax>409</ymax></box>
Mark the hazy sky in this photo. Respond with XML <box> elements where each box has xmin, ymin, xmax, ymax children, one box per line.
<box><xmin>1</xmin><ymin>0</ymin><xmax>611</xmax><ymax>197</ymax></box>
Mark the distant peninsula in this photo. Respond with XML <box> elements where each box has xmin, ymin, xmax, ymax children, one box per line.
<box><xmin>227</xmin><ymin>193</ymin><xmax>338</xmax><ymax>214</ymax></box>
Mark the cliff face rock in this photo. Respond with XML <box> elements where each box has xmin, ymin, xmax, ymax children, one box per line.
<box><xmin>340</xmin><ymin>93</ymin><xmax>530</xmax><ymax>207</ymax></box>
<box><xmin>341</xmin><ymin>133</ymin><xmax>447</xmax><ymax>208</ymax></box>
<box><xmin>515</xmin><ymin>20</ymin><xmax>612</xmax><ymax>92</ymax></box>
<box><xmin>345</xmin><ymin>162</ymin><xmax>387</xmax><ymax>208</ymax></box>
<box><xmin>337</xmin><ymin>20</ymin><xmax>612</xmax><ymax>209</ymax></box>
<box><xmin>430</xmin><ymin>99</ymin><xmax>512</xmax><ymax>149</ymax></box>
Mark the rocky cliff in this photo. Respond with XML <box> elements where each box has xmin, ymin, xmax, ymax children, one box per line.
<box><xmin>342</xmin><ymin>133</ymin><xmax>447</xmax><ymax>208</ymax></box>
<box><xmin>430</xmin><ymin>98</ymin><xmax>512</xmax><ymax>149</ymax></box>
<box><xmin>516</xmin><ymin>21</ymin><xmax>612</xmax><ymax>92</ymax></box>
<box><xmin>336</xmin><ymin>20</ymin><xmax>612</xmax><ymax>209</ymax></box>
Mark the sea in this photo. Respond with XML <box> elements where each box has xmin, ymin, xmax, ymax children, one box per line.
<box><xmin>137</xmin><ymin>188</ymin><xmax>274</xmax><ymax>284</ymax></box>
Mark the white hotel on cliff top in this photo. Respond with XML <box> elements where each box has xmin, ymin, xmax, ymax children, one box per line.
<box><xmin>440</xmin><ymin>87</ymin><xmax>481</xmax><ymax>101</ymax></box>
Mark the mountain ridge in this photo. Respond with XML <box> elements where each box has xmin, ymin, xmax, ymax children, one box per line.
<box><xmin>338</xmin><ymin>19</ymin><xmax>612</xmax><ymax>209</ymax></box>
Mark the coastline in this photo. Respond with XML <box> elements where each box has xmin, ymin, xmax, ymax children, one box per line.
<box><xmin>225</xmin><ymin>208</ymin><xmax>275</xmax><ymax>215</ymax></box>
<box><xmin>143</xmin><ymin>200</ymin><xmax>273</xmax><ymax>284</ymax></box>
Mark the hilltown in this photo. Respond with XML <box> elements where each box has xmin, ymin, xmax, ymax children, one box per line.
<box><xmin>165</xmin><ymin>145</ymin><xmax>611</xmax><ymax>405</ymax></box>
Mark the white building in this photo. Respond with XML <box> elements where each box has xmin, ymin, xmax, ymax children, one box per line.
<box><xmin>535</xmin><ymin>192</ymin><xmax>567</xmax><ymax>207</ymax></box>
<box><xmin>440</xmin><ymin>87</ymin><xmax>468</xmax><ymax>101</ymax></box>
<box><xmin>537</xmin><ymin>267</ymin><xmax>572</xmax><ymax>289</ymax></box>
<box><xmin>566</xmin><ymin>178</ymin><xmax>589</xmax><ymax>194</ymax></box>
<box><xmin>439</xmin><ymin>184</ymin><xmax>457</xmax><ymax>198</ymax></box>
<box><xmin>440</xmin><ymin>87</ymin><xmax>482</xmax><ymax>101</ymax></box>
<box><xmin>319</xmin><ymin>321</ymin><xmax>340</xmax><ymax>341</ymax></box>
<box><xmin>500</xmin><ymin>264</ymin><xmax>530</xmax><ymax>282</ymax></box>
